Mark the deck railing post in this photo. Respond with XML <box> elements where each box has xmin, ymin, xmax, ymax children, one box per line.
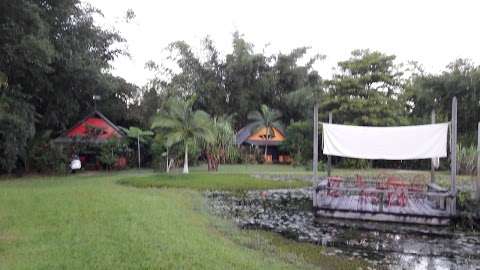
<box><xmin>450</xmin><ymin>97</ymin><xmax>457</xmax><ymax>215</ymax></box>
<box><xmin>431</xmin><ymin>109</ymin><xmax>436</xmax><ymax>183</ymax></box>
<box><xmin>327</xmin><ymin>112</ymin><xmax>332</xmax><ymax>177</ymax></box>
<box><xmin>313</xmin><ymin>103</ymin><xmax>319</xmax><ymax>182</ymax></box>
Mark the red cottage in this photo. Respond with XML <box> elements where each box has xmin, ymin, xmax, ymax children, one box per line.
<box><xmin>54</xmin><ymin>111</ymin><xmax>128</xmax><ymax>169</ymax></box>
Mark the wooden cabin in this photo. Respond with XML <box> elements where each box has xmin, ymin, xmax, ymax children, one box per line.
<box><xmin>53</xmin><ymin>111</ymin><xmax>128</xmax><ymax>169</ymax></box>
<box><xmin>236</xmin><ymin>124</ymin><xmax>291</xmax><ymax>163</ymax></box>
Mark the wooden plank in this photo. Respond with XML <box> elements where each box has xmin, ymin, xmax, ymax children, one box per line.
<box><xmin>316</xmin><ymin>209</ymin><xmax>451</xmax><ymax>226</ymax></box>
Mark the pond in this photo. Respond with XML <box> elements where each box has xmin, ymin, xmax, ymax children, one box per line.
<box><xmin>206</xmin><ymin>188</ymin><xmax>480</xmax><ymax>270</ymax></box>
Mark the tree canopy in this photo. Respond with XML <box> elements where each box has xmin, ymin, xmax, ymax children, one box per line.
<box><xmin>1</xmin><ymin>0</ymin><xmax>479</xmax><ymax>173</ymax></box>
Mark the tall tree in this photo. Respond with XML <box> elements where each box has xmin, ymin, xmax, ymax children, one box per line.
<box><xmin>151</xmin><ymin>97</ymin><xmax>213</xmax><ymax>174</ymax></box>
<box><xmin>247</xmin><ymin>104</ymin><xmax>283</xmax><ymax>159</ymax></box>
<box><xmin>406</xmin><ymin>59</ymin><xmax>480</xmax><ymax>145</ymax></box>
<box><xmin>0</xmin><ymin>0</ymin><xmax>131</xmax><ymax>173</ymax></box>
<box><xmin>0</xmin><ymin>89</ymin><xmax>36</xmax><ymax>173</ymax></box>
<box><xmin>323</xmin><ymin>49</ymin><xmax>407</xmax><ymax>126</ymax></box>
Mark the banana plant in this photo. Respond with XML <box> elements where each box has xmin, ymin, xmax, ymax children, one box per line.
<box><xmin>126</xmin><ymin>127</ymin><xmax>153</xmax><ymax>169</ymax></box>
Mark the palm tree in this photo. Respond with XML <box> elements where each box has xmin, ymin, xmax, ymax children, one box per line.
<box><xmin>247</xmin><ymin>104</ymin><xmax>283</xmax><ymax>160</ymax></box>
<box><xmin>126</xmin><ymin>127</ymin><xmax>153</xmax><ymax>169</ymax></box>
<box><xmin>151</xmin><ymin>97</ymin><xmax>213</xmax><ymax>174</ymax></box>
<box><xmin>202</xmin><ymin>115</ymin><xmax>236</xmax><ymax>171</ymax></box>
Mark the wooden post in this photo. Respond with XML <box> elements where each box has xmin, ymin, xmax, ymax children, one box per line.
<box><xmin>431</xmin><ymin>109</ymin><xmax>436</xmax><ymax>183</ymax></box>
<box><xmin>313</xmin><ymin>104</ymin><xmax>318</xmax><ymax>181</ymax></box>
<box><xmin>327</xmin><ymin>112</ymin><xmax>332</xmax><ymax>177</ymax></box>
<box><xmin>450</xmin><ymin>97</ymin><xmax>457</xmax><ymax>215</ymax></box>
<box><xmin>476</xmin><ymin>122</ymin><xmax>480</xmax><ymax>200</ymax></box>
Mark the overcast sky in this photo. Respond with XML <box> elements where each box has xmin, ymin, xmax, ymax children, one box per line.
<box><xmin>84</xmin><ymin>0</ymin><xmax>480</xmax><ymax>87</ymax></box>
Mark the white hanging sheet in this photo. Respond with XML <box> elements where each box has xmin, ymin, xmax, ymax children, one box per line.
<box><xmin>322</xmin><ymin>123</ymin><xmax>449</xmax><ymax>160</ymax></box>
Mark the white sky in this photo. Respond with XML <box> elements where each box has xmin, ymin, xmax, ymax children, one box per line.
<box><xmin>85</xmin><ymin>0</ymin><xmax>480</xmax><ymax>87</ymax></box>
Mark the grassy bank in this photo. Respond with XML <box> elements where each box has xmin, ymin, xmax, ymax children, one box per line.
<box><xmin>0</xmin><ymin>171</ymin><xmax>365</xmax><ymax>270</ymax></box>
<box><xmin>118</xmin><ymin>172</ymin><xmax>310</xmax><ymax>191</ymax></box>
<box><xmin>186</xmin><ymin>164</ymin><xmax>474</xmax><ymax>189</ymax></box>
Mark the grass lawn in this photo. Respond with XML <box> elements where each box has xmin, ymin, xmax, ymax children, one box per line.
<box><xmin>0</xmin><ymin>169</ymin><xmax>367</xmax><ymax>270</ymax></box>
<box><xmin>187</xmin><ymin>164</ymin><xmax>475</xmax><ymax>189</ymax></box>
<box><xmin>118</xmin><ymin>173</ymin><xmax>310</xmax><ymax>191</ymax></box>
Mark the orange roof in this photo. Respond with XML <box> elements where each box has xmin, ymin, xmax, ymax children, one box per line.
<box><xmin>236</xmin><ymin>125</ymin><xmax>286</xmax><ymax>146</ymax></box>
<box><xmin>247</xmin><ymin>127</ymin><xmax>285</xmax><ymax>142</ymax></box>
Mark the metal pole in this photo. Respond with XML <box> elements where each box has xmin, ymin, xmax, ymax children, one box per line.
<box><xmin>431</xmin><ymin>109</ymin><xmax>436</xmax><ymax>183</ymax></box>
<box><xmin>313</xmin><ymin>104</ymin><xmax>318</xmax><ymax>181</ymax></box>
<box><xmin>476</xmin><ymin>122</ymin><xmax>480</xmax><ymax>200</ymax></box>
<box><xmin>327</xmin><ymin>112</ymin><xmax>332</xmax><ymax>177</ymax></box>
<box><xmin>450</xmin><ymin>97</ymin><xmax>457</xmax><ymax>214</ymax></box>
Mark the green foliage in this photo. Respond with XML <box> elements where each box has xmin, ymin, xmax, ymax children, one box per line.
<box><xmin>0</xmin><ymin>0</ymin><xmax>133</xmax><ymax>173</ymax></box>
<box><xmin>98</xmin><ymin>139</ymin><xmax>128</xmax><ymax>170</ymax></box>
<box><xmin>323</xmin><ymin>49</ymin><xmax>408</xmax><ymax>126</ymax></box>
<box><xmin>126</xmin><ymin>127</ymin><xmax>154</xmax><ymax>142</ymax></box>
<box><xmin>456</xmin><ymin>190</ymin><xmax>480</xmax><ymax>230</ymax></box>
<box><xmin>27</xmin><ymin>131</ymin><xmax>68</xmax><ymax>174</ymax></box>
<box><xmin>456</xmin><ymin>144</ymin><xmax>477</xmax><ymax>175</ymax></box>
<box><xmin>151</xmin><ymin>97</ymin><xmax>213</xmax><ymax>173</ymax></box>
<box><xmin>279</xmin><ymin>121</ymin><xmax>312</xmax><ymax>165</ymax></box>
<box><xmin>125</xmin><ymin>126</ymin><xmax>154</xmax><ymax>168</ymax></box>
<box><xmin>337</xmin><ymin>158</ymin><xmax>370</xmax><ymax>170</ymax></box>
<box><xmin>405</xmin><ymin>59</ymin><xmax>480</xmax><ymax>145</ymax></box>
<box><xmin>202</xmin><ymin>116</ymin><xmax>238</xmax><ymax>170</ymax></box>
<box><xmin>146</xmin><ymin>32</ymin><xmax>322</xmax><ymax>128</ymax></box>
<box><xmin>248</xmin><ymin>104</ymin><xmax>283</xmax><ymax>158</ymax></box>
<box><xmin>0</xmin><ymin>90</ymin><xmax>35</xmax><ymax>173</ymax></box>
<box><xmin>0</xmin><ymin>0</ymin><xmax>128</xmax><ymax>130</ymax></box>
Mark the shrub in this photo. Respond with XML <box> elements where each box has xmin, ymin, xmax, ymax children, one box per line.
<box><xmin>456</xmin><ymin>144</ymin><xmax>477</xmax><ymax>175</ymax></box>
<box><xmin>98</xmin><ymin>139</ymin><xmax>129</xmax><ymax>170</ymax></box>
<box><xmin>27</xmin><ymin>132</ymin><xmax>68</xmax><ymax>174</ymax></box>
<box><xmin>304</xmin><ymin>160</ymin><xmax>326</xmax><ymax>171</ymax></box>
<box><xmin>279</xmin><ymin>121</ymin><xmax>312</xmax><ymax>166</ymax></box>
<box><xmin>337</xmin><ymin>158</ymin><xmax>369</xmax><ymax>169</ymax></box>
<box><xmin>456</xmin><ymin>190</ymin><xmax>480</xmax><ymax>230</ymax></box>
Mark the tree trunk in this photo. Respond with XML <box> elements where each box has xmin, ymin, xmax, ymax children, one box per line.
<box><xmin>214</xmin><ymin>158</ymin><xmax>219</xmax><ymax>171</ymax></box>
<box><xmin>166</xmin><ymin>147</ymin><xmax>170</xmax><ymax>173</ymax></box>
<box><xmin>183</xmin><ymin>143</ymin><xmax>189</xmax><ymax>174</ymax></box>
<box><xmin>207</xmin><ymin>151</ymin><xmax>213</xmax><ymax>171</ymax></box>
<box><xmin>264</xmin><ymin>127</ymin><xmax>269</xmax><ymax>161</ymax></box>
<box><xmin>137</xmin><ymin>134</ymin><xmax>141</xmax><ymax>169</ymax></box>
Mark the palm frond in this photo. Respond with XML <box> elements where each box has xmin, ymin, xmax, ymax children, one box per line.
<box><xmin>247</xmin><ymin>111</ymin><xmax>263</xmax><ymax>122</ymax></box>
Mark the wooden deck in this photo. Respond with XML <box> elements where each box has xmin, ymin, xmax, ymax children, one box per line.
<box><xmin>313</xmin><ymin>180</ymin><xmax>454</xmax><ymax>226</ymax></box>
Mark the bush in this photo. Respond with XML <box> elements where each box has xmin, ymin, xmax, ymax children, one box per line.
<box><xmin>337</xmin><ymin>158</ymin><xmax>369</xmax><ymax>169</ymax></box>
<box><xmin>27</xmin><ymin>133</ymin><xmax>68</xmax><ymax>174</ymax></box>
<box><xmin>279</xmin><ymin>121</ymin><xmax>312</xmax><ymax>166</ymax></box>
<box><xmin>304</xmin><ymin>160</ymin><xmax>326</xmax><ymax>171</ymax></box>
<box><xmin>457</xmin><ymin>144</ymin><xmax>477</xmax><ymax>175</ymax></box>
<box><xmin>238</xmin><ymin>146</ymin><xmax>263</xmax><ymax>164</ymax></box>
<box><xmin>456</xmin><ymin>190</ymin><xmax>480</xmax><ymax>230</ymax></box>
<box><xmin>98</xmin><ymin>139</ymin><xmax>129</xmax><ymax>170</ymax></box>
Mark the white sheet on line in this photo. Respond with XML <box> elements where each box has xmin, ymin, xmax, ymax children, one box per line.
<box><xmin>322</xmin><ymin>123</ymin><xmax>449</xmax><ymax>160</ymax></box>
